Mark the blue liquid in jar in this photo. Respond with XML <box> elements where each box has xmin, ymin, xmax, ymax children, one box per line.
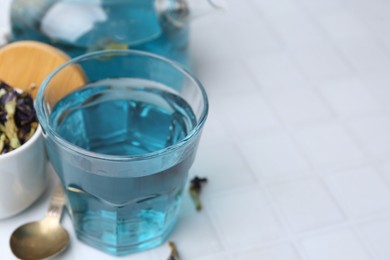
<box><xmin>48</xmin><ymin>78</ymin><xmax>197</xmax><ymax>255</ymax></box>
<box><xmin>10</xmin><ymin>0</ymin><xmax>190</xmax><ymax>67</ymax></box>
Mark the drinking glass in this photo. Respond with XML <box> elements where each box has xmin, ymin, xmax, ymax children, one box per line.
<box><xmin>35</xmin><ymin>50</ymin><xmax>208</xmax><ymax>256</ymax></box>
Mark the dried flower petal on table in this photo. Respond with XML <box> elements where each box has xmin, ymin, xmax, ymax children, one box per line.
<box><xmin>167</xmin><ymin>241</ymin><xmax>180</xmax><ymax>260</ymax></box>
<box><xmin>189</xmin><ymin>176</ymin><xmax>208</xmax><ymax>211</ymax></box>
<box><xmin>0</xmin><ymin>81</ymin><xmax>38</xmax><ymax>154</ymax></box>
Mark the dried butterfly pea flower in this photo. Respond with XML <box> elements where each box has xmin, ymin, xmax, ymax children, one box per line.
<box><xmin>18</xmin><ymin>122</ymin><xmax>38</xmax><ymax>144</ymax></box>
<box><xmin>1</xmin><ymin>144</ymin><xmax>10</xmax><ymax>154</ymax></box>
<box><xmin>0</xmin><ymin>107</ymin><xmax>6</xmax><ymax>124</ymax></box>
<box><xmin>0</xmin><ymin>82</ymin><xmax>17</xmax><ymax>104</ymax></box>
<box><xmin>0</xmin><ymin>81</ymin><xmax>38</xmax><ymax>154</ymax></box>
<box><xmin>15</xmin><ymin>91</ymin><xmax>36</xmax><ymax>127</ymax></box>
<box><xmin>167</xmin><ymin>241</ymin><xmax>180</xmax><ymax>260</ymax></box>
<box><xmin>189</xmin><ymin>176</ymin><xmax>208</xmax><ymax>211</ymax></box>
<box><xmin>0</xmin><ymin>86</ymin><xmax>20</xmax><ymax>149</ymax></box>
<box><xmin>15</xmin><ymin>91</ymin><xmax>37</xmax><ymax>143</ymax></box>
<box><xmin>0</xmin><ymin>133</ymin><xmax>6</xmax><ymax>154</ymax></box>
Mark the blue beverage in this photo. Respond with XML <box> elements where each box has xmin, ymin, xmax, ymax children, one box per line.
<box><xmin>51</xmin><ymin>79</ymin><xmax>196</xmax><ymax>155</ymax></box>
<box><xmin>48</xmin><ymin>79</ymin><xmax>197</xmax><ymax>255</ymax></box>
<box><xmin>36</xmin><ymin>50</ymin><xmax>208</xmax><ymax>256</ymax></box>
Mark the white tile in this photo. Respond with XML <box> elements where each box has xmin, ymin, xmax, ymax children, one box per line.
<box><xmin>234</xmin><ymin>244</ymin><xmax>301</xmax><ymax>260</ymax></box>
<box><xmin>214</xmin><ymin>91</ymin><xmax>280</xmax><ymax>136</ymax></box>
<box><xmin>360</xmin><ymin>70</ymin><xmax>390</xmax><ymax>113</ymax></box>
<box><xmin>318</xmin><ymin>76</ymin><xmax>382</xmax><ymax>117</ymax></box>
<box><xmin>191</xmin><ymin>142</ymin><xmax>256</xmax><ymax>192</ymax></box>
<box><xmin>298</xmin><ymin>0</ymin><xmax>345</xmax><ymax>15</ymax></box>
<box><xmin>324</xmin><ymin>167</ymin><xmax>390</xmax><ymax>217</ymax></box>
<box><xmin>290</xmin><ymin>45</ymin><xmax>351</xmax><ymax>79</ymax></box>
<box><xmin>317</xmin><ymin>10</ymin><xmax>372</xmax><ymax>41</ymax></box>
<box><xmin>238</xmin><ymin>133</ymin><xmax>311</xmax><ymax>182</ymax></box>
<box><xmin>346</xmin><ymin>115</ymin><xmax>390</xmax><ymax>158</ymax></box>
<box><xmin>343</xmin><ymin>0</ymin><xmax>386</xmax><ymax>23</ymax></box>
<box><xmin>360</xmin><ymin>218</ymin><xmax>390</xmax><ymax>260</ymax></box>
<box><xmin>378</xmin><ymin>161</ymin><xmax>390</xmax><ymax>184</ymax></box>
<box><xmin>264</xmin><ymin>85</ymin><xmax>332</xmax><ymax>124</ymax></box>
<box><xmin>220</xmin><ymin>15</ymin><xmax>281</xmax><ymax>57</ymax></box>
<box><xmin>194</xmin><ymin>253</ymin><xmax>232</xmax><ymax>260</ymax></box>
<box><xmin>197</xmin><ymin>61</ymin><xmax>258</xmax><ymax>98</ymax></box>
<box><xmin>198</xmin><ymin>108</ymin><xmax>230</xmax><ymax>145</ymax></box>
<box><xmin>380</xmin><ymin>34</ymin><xmax>390</xmax><ymax>55</ymax></box>
<box><xmin>148</xmin><ymin>243</ymin><xmax>171</xmax><ymax>260</ymax></box>
<box><xmin>301</xmin><ymin>229</ymin><xmax>372</xmax><ymax>260</ymax></box>
<box><xmin>208</xmin><ymin>187</ymin><xmax>284</xmax><ymax>248</ymax></box>
<box><xmin>363</xmin><ymin>14</ymin><xmax>390</xmax><ymax>40</ymax></box>
<box><xmin>223</xmin><ymin>0</ymin><xmax>259</xmax><ymax>18</ymax></box>
<box><xmin>293</xmin><ymin>123</ymin><xmax>366</xmax><ymax>169</ymax></box>
<box><xmin>269</xmin><ymin>179</ymin><xmax>345</xmax><ymax>232</ymax></box>
<box><xmin>231</xmin><ymin>23</ymin><xmax>281</xmax><ymax>58</ymax></box>
<box><xmin>246</xmin><ymin>51</ymin><xmax>308</xmax><ymax>91</ymax></box>
<box><xmin>317</xmin><ymin>10</ymin><xmax>390</xmax><ymax>71</ymax></box>
<box><xmin>251</xmin><ymin>0</ymin><xmax>303</xmax><ymax>17</ymax></box>
<box><xmin>337</xmin><ymin>39</ymin><xmax>390</xmax><ymax>72</ymax></box>
<box><xmin>148</xmin><ymin>193</ymin><xmax>222</xmax><ymax>260</ymax></box>
<box><xmin>190</xmin><ymin>16</ymin><xmax>235</xmax><ymax>63</ymax></box>
<box><xmin>205</xmin><ymin>0</ymin><xmax>282</xmax><ymax>58</ymax></box>
<box><xmin>268</xmin><ymin>12</ymin><xmax>329</xmax><ymax>49</ymax></box>
<box><xmin>167</xmin><ymin>212</ymin><xmax>222</xmax><ymax>259</ymax></box>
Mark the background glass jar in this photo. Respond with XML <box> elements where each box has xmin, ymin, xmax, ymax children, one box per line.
<box><xmin>10</xmin><ymin>0</ymin><xmax>193</xmax><ymax>67</ymax></box>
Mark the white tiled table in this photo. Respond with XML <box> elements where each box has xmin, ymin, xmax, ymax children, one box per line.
<box><xmin>2</xmin><ymin>0</ymin><xmax>390</xmax><ymax>259</ymax></box>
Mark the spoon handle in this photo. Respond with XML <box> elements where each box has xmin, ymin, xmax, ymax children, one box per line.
<box><xmin>46</xmin><ymin>184</ymin><xmax>66</xmax><ymax>222</ymax></box>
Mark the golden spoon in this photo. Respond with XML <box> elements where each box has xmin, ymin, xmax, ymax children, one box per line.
<box><xmin>10</xmin><ymin>184</ymin><xmax>69</xmax><ymax>260</ymax></box>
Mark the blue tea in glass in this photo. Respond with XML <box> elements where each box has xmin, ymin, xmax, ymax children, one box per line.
<box><xmin>35</xmin><ymin>50</ymin><xmax>208</xmax><ymax>255</ymax></box>
<box><xmin>10</xmin><ymin>0</ymin><xmax>190</xmax><ymax>67</ymax></box>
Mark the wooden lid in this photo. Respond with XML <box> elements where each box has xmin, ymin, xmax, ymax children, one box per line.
<box><xmin>0</xmin><ymin>41</ymin><xmax>86</xmax><ymax>100</ymax></box>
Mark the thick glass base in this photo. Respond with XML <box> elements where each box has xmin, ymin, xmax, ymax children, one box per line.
<box><xmin>75</xmin><ymin>223</ymin><xmax>175</xmax><ymax>256</ymax></box>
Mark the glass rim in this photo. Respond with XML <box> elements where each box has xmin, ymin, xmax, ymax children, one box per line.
<box><xmin>35</xmin><ymin>49</ymin><xmax>209</xmax><ymax>161</ymax></box>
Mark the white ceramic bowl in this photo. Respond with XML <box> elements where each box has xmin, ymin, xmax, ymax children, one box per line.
<box><xmin>0</xmin><ymin>125</ymin><xmax>47</xmax><ymax>219</ymax></box>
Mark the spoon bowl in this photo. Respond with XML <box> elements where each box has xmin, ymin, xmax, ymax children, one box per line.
<box><xmin>10</xmin><ymin>220</ymin><xmax>69</xmax><ymax>260</ymax></box>
<box><xmin>10</xmin><ymin>184</ymin><xmax>69</xmax><ymax>260</ymax></box>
